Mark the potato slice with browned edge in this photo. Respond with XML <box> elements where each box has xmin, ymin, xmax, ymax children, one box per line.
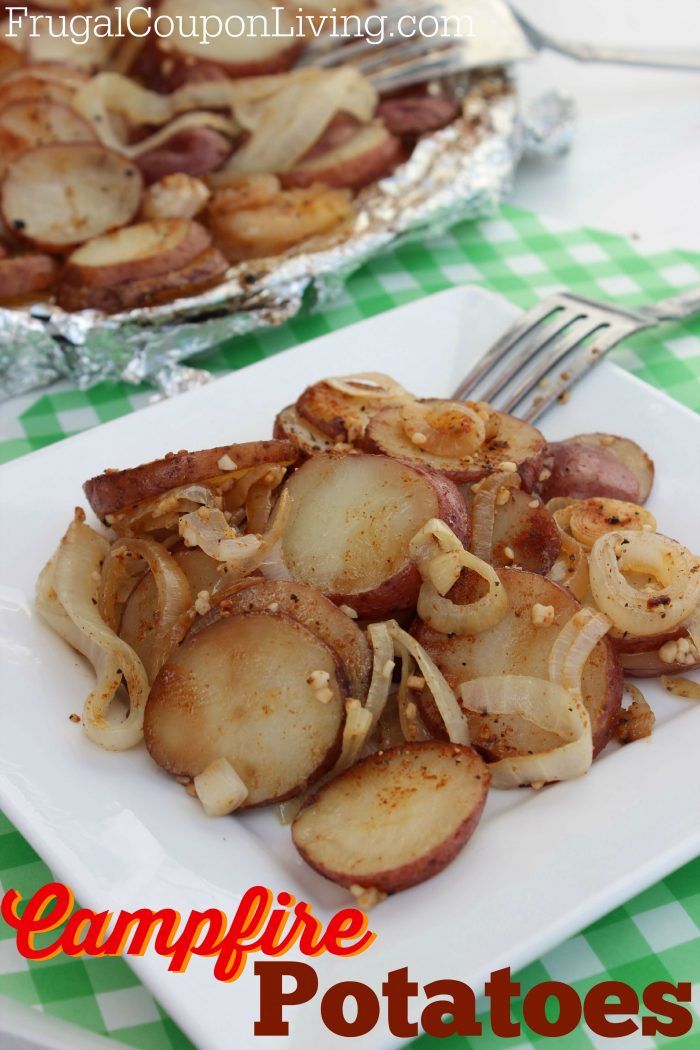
<box><xmin>538</xmin><ymin>442</ymin><xmax>640</xmax><ymax>503</ymax></box>
<box><xmin>296</xmin><ymin>376</ymin><xmax>412</xmax><ymax>443</ymax></box>
<box><xmin>293</xmin><ymin>742</ymin><xmax>490</xmax><ymax>893</ymax></box>
<box><xmin>621</xmin><ymin>647</ymin><xmax>700</xmax><ymax>678</ymax></box>
<box><xmin>280</xmin><ymin>123</ymin><xmax>403</xmax><ymax>191</ymax></box>
<box><xmin>413</xmin><ymin>567</ymin><xmax>622</xmax><ymax>758</ymax></box>
<box><xmin>60</xmin><ymin>219</ymin><xmax>212</xmax><ymax>288</ymax></box>
<box><xmin>83</xmin><ymin>437</ymin><xmax>297</xmax><ymax>518</ymax></box>
<box><xmin>145</xmin><ymin>611</ymin><xmax>347</xmax><ymax>806</ymax></box>
<box><xmin>0</xmin><ymin>99</ymin><xmax>95</xmax><ymax>174</ymax></box>
<box><xmin>55</xmin><ymin>244</ymin><xmax>229</xmax><ymax>312</ymax></box>
<box><xmin>564</xmin><ymin>433</ymin><xmax>654</xmax><ymax>504</ymax></box>
<box><xmin>0</xmin><ymin>253</ymin><xmax>58</xmax><ymax>301</ymax></box>
<box><xmin>273</xmin><ymin>403</ymin><xmax>335</xmax><ymax>456</ymax></box>
<box><xmin>279</xmin><ymin>453</ymin><xmax>469</xmax><ymax>616</ymax></box>
<box><xmin>365</xmin><ymin>401</ymin><xmax>547</xmax><ymax>489</ymax></box>
<box><xmin>198</xmin><ymin>579</ymin><xmax>372</xmax><ymax>701</ymax></box>
<box><xmin>2</xmin><ymin>144</ymin><xmax>142</xmax><ymax>250</ymax></box>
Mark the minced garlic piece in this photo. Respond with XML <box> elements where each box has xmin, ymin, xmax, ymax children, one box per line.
<box><xmin>194</xmin><ymin>590</ymin><xmax>211</xmax><ymax>616</ymax></box>
<box><xmin>307</xmin><ymin>669</ymin><xmax>331</xmax><ymax>689</ymax></box>
<box><xmin>538</xmin><ymin>468</ymin><xmax>552</xmax><ymax>482</ymax></box>
<box><xmin>217</xmin><ymin>454</ymin><xmax>238</xmax><ymax>472</ymax></box>
<box><xmin>503</xmin><ymin>546</ymin><xmax>515</xmax><ymax>561</ymax></box>
<box><xmin>411</xmin><ymin>432</ymin><xmax>428</xmax><ymax>447</ymax></box>
<box><xmin>498</xmin><ymin>460</ymin><xmax>517</xmax><ymax>472</ymax></box>
<box><xmin>659</xmin><ymin>637</ymin><xmax>698</xmax><ymax>666</ymax></box>
<box><xmin>349</xmin><ymin>884</ymin><xmax>387</xmax><ymax>911</ymax></box>
<box><xmin>267</xmin><ymin>602</ymin><xmax>280</xmax><ymax>612</ymax></box>
<box><xmin>382</xmin><ymin>659</ymin><xmax>395</xmax><ymax>679</ymax></box>
<box><xmin>339</xmin><ymin>604</ymin><xmax>358</xmax><ymax>619</ymax></box>
<box><xmin>528</xmin><ymin>499</ymin><xmax>539</xmax><ymax>509</ymax></box>
<box><xmin>496</xmin><ymin>487</ymin><xmax>512</xmax><ymax>506</ymax></box>
<box><xmin>316</xmin><ymin>688</ymin><xmax>334</xmax><ymax>704</ymax></box>
<box><xmin>531</xmin><ymin>603</ymin><xmax>555</xmax><ymax>627</ymax></box>
<box><xmin>407</xmin><ymin>674</ymin><xmax>425</xmax><ymax>690</ymax></box>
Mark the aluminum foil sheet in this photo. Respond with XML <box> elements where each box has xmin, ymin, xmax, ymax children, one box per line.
<box><xmin>0</xmin><ymin>64</ymin><xmax>574</xmax><ymax>400</ymax></box>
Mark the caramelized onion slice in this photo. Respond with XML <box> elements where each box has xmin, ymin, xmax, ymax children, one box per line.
<box><xmin>470</xmin><ymin>471</ymin><xmax>522</xmax><ymax>562</ymax></box>
<box><xmin>37</xmin><ymin>515</ymin><xmax>149</xmax><ymax>751</ymax></box>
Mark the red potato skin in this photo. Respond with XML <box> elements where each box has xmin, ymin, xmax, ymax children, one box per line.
<box><xmin>280</xmin><ymin>129</ymin><xmax>404</xmax><ymax>191</ymax></box>
<box><xmin>83</xmin><ymin>437</ymin><xmax>298</xmax><ymax>518</ymax></box>
<box><xmin>273</xmin><ymin>404</ymin><xmax>334</xmax><ymax>457</ymax></box>
<box><xmin>136</xmin><ymin>128</ymin><xmax>233</xmax><ymax>185</ymax></box>
<box><xmin>326</xmin><ymin>463</ymin><xmax>470</xmax><ymax>618</ymax></box>
<box><xmin>293</xmin><ymin>742</ymin><xmax>490</xmax><ymax>894</ymax></box>
<box><xmin>377</xmin><ymin>95</ymin><xmax>461</xmax><ymax>137</ymax></box>
<box><xmin>566</xmin><ymin>433</ymin><xmax>654</xmax><ymax>504</ymax></box>
<box><xmin>608</xmin><ymin>623</ymin><xmax>689</xmax><ymax>655</ymax></box>
<box><xmin>0</xmin><ymin>252</ymin><xmax>58</xmax><ymax>299</ymax></box>
<box><xmin>621</xmin><ymin>649</ymin><xmax>700</xmax><ymax>678</ymax></box>
<box><xmin>539</xmin><ymin>442</ymin><xmax>640</xmax><ymax>503</ymax></box>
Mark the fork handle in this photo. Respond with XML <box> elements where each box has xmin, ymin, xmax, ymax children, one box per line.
<box><xmin>546</xmin><ymin>40</ymin><xmax>700</xmax><ymax>72</ymax></box>
<box><xmin>646</xmin><ymin>284</ymin><xmax>700</xmax><ymax>322</ymax></box>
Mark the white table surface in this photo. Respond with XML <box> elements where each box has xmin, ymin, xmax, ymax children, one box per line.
<box><xmin>2</xmin><ymin>5</ymin><xmax>699</xmax><ymax>1048</ymax></box>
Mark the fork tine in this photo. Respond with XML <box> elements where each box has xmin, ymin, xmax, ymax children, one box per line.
<box><xmin>476</xmin><ymin>306</ymin><xmax>585</xmax><ymax>404</ymax></box>
<box><xmin>355</xmin><ymin>33</ymin><xmax>452</xmax><ymax>75</ymax></box>
<box><xmin>452</xmin><ymin>297</ymin><xmax>568</xmax><ymax>402</ymax></box>
<box><xmin>497</xmin><ymin>317</ymin><xmax>607</xmax><ymax>412</ymax></box>
<box><xmin>515</xmin><ymin>325</ymin><xmax>636</xmax><ymax>423</ymax></box>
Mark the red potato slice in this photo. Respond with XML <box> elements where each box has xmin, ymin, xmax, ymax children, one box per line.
<box><xmin>155</xmin><ymin>0</ymin><xmax>300</xmax><ymax>76</ymax></box>
<box><xmin>2</xmin><ymin>144</ymin><xmax>142</xmax><ymax>250</ymax></box>
<box><xmin>461</xmin><ymin>486</ymin><xmax>561</xmax><ymax>574</ymax></box>
<box><xmin>292</xmin><ymin>742</ymin><xmax>490</xmax><ymax>893</ymax></box>
<box><xmin>273</xmin><ymin>403</ymin><xmax>335</xmax><ymax>456</ymax></box>
<box><xmin>621</xmin><ymin>648</ymin><xmax>700</xmax><ymax>678</ymax></box>
<box><xmin>365</xmin><ymin>401</ymin><xmax>547</xmax><ymax>489</ymax></box>
<box><xmin>413</xmin><ymin>567</ymin><xmax>623</xmax><ymax>758</ymax></box>
<box><xmin>60</xmin><ymin>219</ymin><xmax>212</xmax><ymax>289</ymax></box>
<box><xmin>200</xmin><ymin>578</ymin><xmax>372</xmax><ymax>700</ymax></box>
<box><xmin>0</xmin><ymin>76</ymin><xmax>76</xmax><ymax>109</ymax></box>
<box><xmin>171</xmin><ymin>546</ymin><xmax>221</xmax><ymax>596</ymax></box>
<box><xmin>145</xmin><ymin>611</ymin><xmax>347</xmax><ymax>806</ymax></box>
<box><xmin>279</xmin><ymin>452</ymin><xmax>469</xmax><ymax>616</ymax></box>
<box><xmin>83</xmin><ymin>437</ymin><xmax>298</xmax><ymax>518</ymax></box>
<box><xmin>564</xmin><ymin>433</ymin><xmax>654</xmax><ymax>504</ymax></box>
<box><xmin>55</xmin><ymin>243</ymin><xmax>229</xmax><ymax>312</ymax></box>
<box><xmin>0</xmin><ymin>253</ymin><xmax>58</xmax><ymax>300</ymax></box>
<box><xmin>538</xmin><ymin>441</ymin><xmax>640</xmax><ymax>503</ymax></box>
<box><xmin>136</xmin><ymin>129</ymin><xmax>233</xmax><ymax>186</ymax></box>
<box><xmin>607</xmin><ymin>623</ymin><xmax>689</xmax><ymax>654</ymax></box>
<box><xmin>377</xmin><ymin>95</ymin><xmax>461</xmax><ymax>136</ymax></box>
<box><xmin>0</xmin><ymin>42</ymin><xmax>23</xmax><ymax>80</ymax></box>
<box><xmin>296</xmin><ymin>377</ymin><xmax>413</xmax><ymax>443</ymax></box>
<box><xmin>0</xmin><ymin>99</ymin><xmax>95</xmax><ymax>173</ymax></box>
<box><xmin>280</xmin><ymin>123</ymin><xmax>404</xmax><ymax>191</ymax></box>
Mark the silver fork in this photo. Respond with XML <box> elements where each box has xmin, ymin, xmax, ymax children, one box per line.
<box><xmin>299</xmin><ymin>0</ymin><xmax>700</xmax><ymax>93</ymax></box>
<box><xmin>451</xmin><ymin>285</ymin><xmax>700</xmax><ymax>423</ymax></box>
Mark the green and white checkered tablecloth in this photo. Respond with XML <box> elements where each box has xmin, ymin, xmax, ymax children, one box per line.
<box><xmin>1</xmin><ymin>204</ymin><xmax>699</xmax><ymax>1048</ymax></box>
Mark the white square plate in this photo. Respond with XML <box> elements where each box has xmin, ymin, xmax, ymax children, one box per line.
<box><xmin>1</xmin><ymin>286</ymin><xmax>700</xmax><ymax>1050</ymax></box>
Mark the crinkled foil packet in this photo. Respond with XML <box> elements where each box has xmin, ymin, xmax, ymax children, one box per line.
<box><xmin>0</xmin><ymin>66</ymin><xmax>572</xmax><ymax>401</ymax></box>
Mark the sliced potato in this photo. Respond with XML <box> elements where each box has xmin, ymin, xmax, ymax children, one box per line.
<box><xmin>608</xmin><ymin>623</ymin><xmax>689</xmax><ymax>654</ymax></box>
<box><xmin>61</xmin><ymin>219</ymin><xmax>212</xmax><ymax>288</ymax></box>
<box><xmin>136</xmin><ymin>128</ymin><xmax>233</xmax><ymax>185</ymax></box>
<box><xmin>0</xmin><ymin>75</ymin><xmax>76</xmax><ymax>110</ymax></box>
<box><xmin>377</xmin><ymin>95</ymin><xmax>461</xmax><ymax>136</ymax></box>
<box><xmin>140</xmin><ymin>174</ymin><xmax>211</xmax><ymax>221</ymax></box>
<box><xmin>0</xmin><ymin>99</ymin><xmax>95</xmax><ymax>174</ymax></box>
<box><xmin>292</xmin><ymin>742</ymin><xmax>490</xmax><ymax>893</ymax></box>
<box><xmin>273</xmin><ymin>403</ymin><xmax>335</xmax><ymax>456</ymax></box>
<box><xmin>83</xmin><ymin>438</ymin><xmax>298</xmax><ymax>518</ymax></box>
<box><xmin>0</xmin><ymin>253</ymin><xmax>58</xmax><ymax>300</ymax></box>
<box><xmin>414</xmin><ymin>567</ymin><xmax>622</xmax><ymax>757</ymax></box>
<box><xmin>55</xmin><ymin>244</ymin><xmax>229</xmax><ymax>312</ymax></box>
<box><xmin>206</xmin><ymin>183</ymin><xmax>353</xmax><ymax>262</ymax></box>
<box><xmin>565</xmin><ymin>433</ymin><xmax>654</xmax><ymax>503</ymax></box>
<box><xmin>296</xmin><ymin>376</ymin><xmax>413</xmax><ymax>443</ymax></box>
<box><xmin>621</xmin><ymin>647</ymin><xmax>700</xmax><ymax>678</ymax></box>
<box><xmin>145</xmin><ymin>611</ymin><xmax>347</xmax><ymax>806</ymax></box>
<box><xmin>462</xmin><ymin>487</ymin><xmax>560</xmax><ymax>574</ymax></box>
<box><xmin>280</xmin><ymin>453</ymin><xmax>469</xmax><ymax>616</ymax></box>
<box><xmin>365</xmin><ymin>402</ymin><xmax>547</xmax><ymax>489</ymax></box>
<box><xmin>538</xmin><ymin>442</ymin><xmax>640</xmax><ymax>503</ymax></box>
<box><xmin>2</xmin><ymin>144</ymin><xmax>142</xmax><ymax>250</ymax></box>
<box><xmin>281</xmin><ymin>123</ymin><xmax>403</xmax><ymax>191</ymax></box>
<box><xmin>200</xmin><ymin>578</ymin><xmax>372</xmax><ymax>700</ymax></box>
